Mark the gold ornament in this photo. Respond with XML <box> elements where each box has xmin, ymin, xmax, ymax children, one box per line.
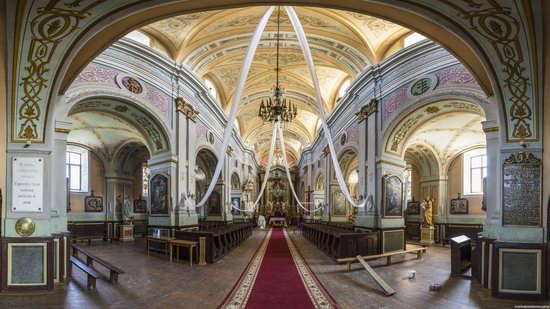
<box><xmin>15</xmin><ymin>217</ymin><xmax>36</xmax><ymax>237</ymax></box>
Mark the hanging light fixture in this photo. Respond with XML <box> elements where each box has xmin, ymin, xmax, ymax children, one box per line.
<box><xmin>258</xmin><ymin>6</ymin><xmax>298</xmax><ymax>123</ymax></box>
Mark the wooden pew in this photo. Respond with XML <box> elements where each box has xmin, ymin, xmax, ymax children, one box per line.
<box><xmin>337</xmin><ymin>245</ymin><xmax>427</xmax><ymax>271</ymax></box>
<box><xmin>72</xmin><ymin>244</ymin><xmax>125</xmax><ymax>283</ymax></box>
<box><xmin>303</xmin><ymin>223</ymin><xmax>378</xmax><ymax>260</ymax></box>
<box><xmin>175</xmin><ymin>222</ymin><xmax>253</xmax><ymax>263</ymax></box>
<box><xmin>70</xmin><ymin>256</ymin><xmax>101</xmax><ymax>289</ymax></box>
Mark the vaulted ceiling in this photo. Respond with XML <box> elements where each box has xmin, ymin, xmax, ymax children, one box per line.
<box><xmin>136</xmin><ymin>7</ymin><xmax>413</xmax><ymax>165</ymax></box>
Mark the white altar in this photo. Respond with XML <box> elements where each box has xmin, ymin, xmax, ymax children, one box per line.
<box><xmin>269</xmin><ymin>217</ymin><xmax>287</xmax><ymax>227</ymax></box>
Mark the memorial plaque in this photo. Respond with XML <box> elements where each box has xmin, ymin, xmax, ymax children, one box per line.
<box><xmin>502</xmin><ymin>152</ymin><xmax>541</xmax><ymax>226</ymax></box>
<box><xmin>12</xmin><ymin>157</ymin><xmax>44</xmax><ymax>212</ymax></box>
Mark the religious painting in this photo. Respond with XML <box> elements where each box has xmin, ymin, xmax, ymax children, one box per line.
<box><xmin>84</xmin><ymin>191</ymin><xmax>103</xmax><ymax>212</ymax></box>
<box><xmin>332</xmin><ymin>191</ymin><xmax>347</xmax><ymax>216</ymax></box>
<box><xmin>231</xmin><ymin>197</ymin><xmax>241</xmax><ymax>214</ymax></box>
<box><xmin>450</xmin><ymin>194</ymin><xmax>468</xmax><ymax>214</ymax></box>
<box><xmin>208</xmin><ymin>190</ymin><xmax>221</xmax><ymax>215</ymax></box>
<box><xmin>407</xmin><ymin>198</ymin><xmax>420</xmax><ymax>215</ymax></box>
<box><xmin>150</xmin><ymin>174</ymin><xmax>169</xmax><ymax>216</ymax></box>
<box><xmin>314</xmin><ymin>199</ymin><xmax>324</xmax><ymax>211</ymax></box>
<box><xmin>134</xmin><ymin>196</ymin><xmax>147</xmax><ymax>213</ymax></box>
<box><xmin>382</xmin><ymin>175</ymin><xmax>403</xmax><ymax>218</ymax></box>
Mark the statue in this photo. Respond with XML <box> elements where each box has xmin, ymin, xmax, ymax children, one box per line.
<box><xmin>257</xmin><ymin>214</ymin><xmax>266</xmax><ymax>229</ymax></box>
<box><xmin>122</xmin><ymin>195</ymin><xmax>132</xmax><ymax>223</ymax></box>
<box><xmin>421</xmin><ymin>197</ymin><xmax>435</xmax><ymax>227</ymax></box>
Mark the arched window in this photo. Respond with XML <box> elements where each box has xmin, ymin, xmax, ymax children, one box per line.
<box><xmin>204</xmin><ymin>79</ymin><xmax>217</xmax><ymax>99</ymax></box>
<box><xmin>404</xmin><ymin>32</ymin><xmax>427</xmax><ymax>47</ymax></box>
<box><xmin>124</xmin><ymin>30</ymin><xmax>151</xmax><ymax>46</ymax></box>
<box><xmin>66</xmin><ymin>145</ymin><xmax>89</xmax><ymax>192</ymax></box>
<box><xmin>142</xmin><ymin>163</ymin><xmax>150</xmax><ymax>197</ymax></box>
<box><xmin>337</xmin><ymin>79</ymin><xmax>351</xmax><ymax>101</ymax></box>
<box><xmin>463</xmin><ymin>148</ymin><xmax>487</xmax><ymax>195</ymax></box>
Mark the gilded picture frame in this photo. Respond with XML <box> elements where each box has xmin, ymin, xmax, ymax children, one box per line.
<box><xmin>382</xmin><ymin>175</ymin><xmax>403</xmax><ymax>218</ymax></box>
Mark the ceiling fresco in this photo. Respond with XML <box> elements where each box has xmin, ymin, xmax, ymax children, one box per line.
<box><xmin>138</xmin><ymin>7</ymin><xmax>412</xmax><ymax>165</ymax></box>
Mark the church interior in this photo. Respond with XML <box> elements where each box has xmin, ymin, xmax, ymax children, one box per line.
<box><xmin>1</xmin><ymin>1</ymin><xmax>549</xmax><ymax>308</ymax></box>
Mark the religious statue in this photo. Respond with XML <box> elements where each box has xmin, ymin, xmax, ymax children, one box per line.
<box><xmin>122</xmin><ymin>195</ymin><xmax>132</xmax><ymax>223</ymax></box>
<box><xmin>257</xmin><ymin>214</ymin><xmax>266</xmax><ymax>229</ymax></box>
<box><xmin>421</xmin><ymin>197</ymin><xmax>435</xmax><ymax>227</ymax></box>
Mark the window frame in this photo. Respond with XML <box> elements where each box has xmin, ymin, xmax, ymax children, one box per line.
<box><xmin>462</xmin><ymin>148</ymin><xmax>487</xmax><ymax>196</ymax></box>
<box><xmin>66</xmin><ymin>146</ymin><xmax>89</xmax><ymax>193</ymax></box>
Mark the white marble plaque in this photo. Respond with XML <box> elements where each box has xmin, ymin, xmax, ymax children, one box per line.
<box><xmin>12</xmin><ymin>157</ymin><xmax>44</xmax><ymax>212</ymax></box>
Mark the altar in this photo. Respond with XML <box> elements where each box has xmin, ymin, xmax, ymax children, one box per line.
<box><xmin>269</xmin><ymin>217</ymin><xmax>287</xmax><ymax>227</ymax></box>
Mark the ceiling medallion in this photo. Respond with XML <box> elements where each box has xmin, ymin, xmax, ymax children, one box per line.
<box><xmin>122</xmin><ymin>76</ymin><xmax>143</xmax><ymax>94</ymax></box>
<box><xmin>258</xmin><ymin>7</ymin><xmax>297</xmax><ymax>123</ymax></box>
<box><xmin>15</xmin><ymin>217</ymin><xmax>36</xmax><ymax>237</ymax></box>
<box><xmin>340</xmin><ymin>133</ymin><xmax>347</xmax><ymax>145</ymax></box>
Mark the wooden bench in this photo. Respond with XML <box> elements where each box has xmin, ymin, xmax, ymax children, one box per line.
<box><xmin>70</xmin><ymin>256</ymin><xmax>101</xmax><ymax>289</ymax></box>
<box><xmin>337</xmin><ymin>246</ymin><xmax>427</xmax><ymax>271</ymax></box>
<box><xmin>169</xmin><ymin>239</ymin><xmax>198</xmax><ymax>266</ymax></box>
<box><xmin>72</xmin><ymin>244</ymin><xmax>125</xmax><ymax>283</ymax></box>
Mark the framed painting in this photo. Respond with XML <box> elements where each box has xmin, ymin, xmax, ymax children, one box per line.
<box><xmin>382</xmin><ymin>175</ymin><xmax>403</xmax><ymax>218</ymax></box>
<box><xmin>407</xmin><ymin>198</ymin><xmax>420</xmax><ymax>215</ymax></box>
<box><xmin>208</xmin><ymin>190</ymin><xmax>221</xmax><ymax>215</ymax></box>
<box><xmin>231</xmin><ymin>197</ymin><xmax>241</xmax><ymax>214</ymax></box>
<box><xmin>150</xmin><ymin>174</ymin><xmax>169</xmax><ymax>216</ymax></box>
<box><xmin>450</xmin><ymin>195</ymin><xmax>469</xmax><ymax>214</ymax></box>
<box><xmin>314</xmin><ymin>199</ymin><xmax>324</xmax><ymax>211</ymax></box>
<box><xmin>134</xmin><ymin>196</ymin><xmax>147</xmax><ymax>213</ymax></box>
<box><xmin>332</xmin><ymin>191</ymin><xmax>347</xmax><ymax>216</ymax></box>
<box><xmin>85</xmin><ymin>191</ymin><xmax>103</xmax><ymax>212</ymax></box>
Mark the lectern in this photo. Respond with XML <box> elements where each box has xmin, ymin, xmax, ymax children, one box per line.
<box><xmin>450</xmin><ymin>235</ymin><xmax>471</xmax><ymax>276</ymax></box>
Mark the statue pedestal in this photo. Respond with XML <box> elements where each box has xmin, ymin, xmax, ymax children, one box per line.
<box><xmin>119</xmin><ymin>224</ymin><xmax>134</xmax><ymax>242</ymax></box>
<box><xmin>420</xmin><ymin>226</ymin><xmax>435</xmax><ymax>246</ymax></box>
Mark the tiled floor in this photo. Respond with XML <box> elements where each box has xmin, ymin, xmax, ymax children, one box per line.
<box><xmin>0</xmin><ymin>229</ymin><xmax>548</xmax><ymax>308</ymax></box>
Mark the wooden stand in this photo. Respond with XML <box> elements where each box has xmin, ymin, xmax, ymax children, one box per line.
<box><xmin>119</xmin><ymin>224</ymin><xmax>135</xmax><ymax>241</ymax></box>
<box><xmin>450</xmin><ymin>235</ymin><xmax>471</xmax><ymax>277</ymax></box>
<box><xmin>420</xmin><ymin>226</ymin><xmax>435</xmax><ymax>246</ymax></box>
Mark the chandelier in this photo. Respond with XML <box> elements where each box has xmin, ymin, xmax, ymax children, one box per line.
<box><xmin>258</xmin><ymin>7</ymin><xmax>297</xmax><ymax>123</ymax></box>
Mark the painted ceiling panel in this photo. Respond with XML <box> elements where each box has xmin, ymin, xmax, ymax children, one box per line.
<box><xmin>140</xmin><ymin>6</ymin><xmax>410</xmax><ymax>165</ymax></box>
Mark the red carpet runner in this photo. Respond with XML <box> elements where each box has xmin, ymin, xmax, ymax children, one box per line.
<box><xmin>220</xmin><ymin>228</ymin><xmax>337</xmax><ymax>308</ymax></box>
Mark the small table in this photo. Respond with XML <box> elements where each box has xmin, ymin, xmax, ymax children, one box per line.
<box><xmin>146</xmin><ymin>236</ymin><xmax>175</xmax><ymax>259</ymax></box>
<box><xmin>169</xmin><ymin>239</ymin><xmax>198</xmax><ymax>266</ymax></box>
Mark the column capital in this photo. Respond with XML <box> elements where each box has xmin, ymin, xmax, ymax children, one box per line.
<box><xmin>356</xmin><ymin>99</ymin><xmax>378</xmax><ymax>122</ymax></box>
<box><xmin>175</xmin><ymin>97</ymin><xmax>199</xmax><ymax>122</ymax></box>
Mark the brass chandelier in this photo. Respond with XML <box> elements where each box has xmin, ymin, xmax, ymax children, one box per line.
<box><xmin>258</xmin><ymin>7</ymin><xmax>297</xmax><ymax>123</ymax></box>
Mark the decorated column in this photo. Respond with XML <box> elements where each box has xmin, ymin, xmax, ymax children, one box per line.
<box><xmin>174</xmin><ymin>97</ymin><xmax>199</xmax><ymax>227</ymax></box>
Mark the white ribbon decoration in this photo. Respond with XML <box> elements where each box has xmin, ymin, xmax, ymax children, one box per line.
<box><xmin>232</xmin><ymin>122</ymin><xmax>280</xmax><ymax>213</ymax></box>
<box><xmin>196</xmin><ymin>6</ymin><xmax>275</xmax><ymax>208</ymax></box>
<box><xmin>285</xmin><ymin>6</ymin><xmax>365</xmax><ymax>209</ymax></box>
<box><xmin>278</xmin><ymin>123</ymin><xmax>323</xmax><ymax>212</ymax></box>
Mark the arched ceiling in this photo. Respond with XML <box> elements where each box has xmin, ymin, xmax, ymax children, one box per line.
<box><xmin>404</xmin><ymin>111</ymin><xmax>486</xmax><ymax>172</ymax></box>
<box><xmin>67</xmin><ymin>99</ymin><xmax>170</xmax><ymax>164</ymax></box>
<box><xmin>137</xmin><ymin>7</ymin><xmax>412</xmax><ymax>165</ymax></box>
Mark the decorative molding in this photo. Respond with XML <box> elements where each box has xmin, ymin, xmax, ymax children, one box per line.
<box><xmin>483</xmin><ymin>127</ymin><xmax>499</xmax><ymax>133</ymax></box>
<box><xmin>356</xmin><ymin>99</ymin><xmax>378</xmax><ymax>122</ymax></box>
<box><xmin>226</xmin><ymin>145</ymin><xmax>234</xmax><ymax>156</ymax></box>
<box><xmin>54</xmin><ymin>128</ymin><xmax>71</xmax><ymax>134</ymax></box>
<box><xmin>148</xmin><ymin>159</ymin><xmax>178</xmax><ymax>167</ymax></box>
<box><xmin>439</xmin><ymin>0</ymin><xmax>538</xmax><ymax>141</ymax></box>
<box><xmin>376</xmin><ymin>159</ymin><xmax>406</xmax><ymax>169</ymax></box>
<box><xmin>175</xmin><ymin>97</ymin><xmax>199</xmax><ymax>122</ymax></box>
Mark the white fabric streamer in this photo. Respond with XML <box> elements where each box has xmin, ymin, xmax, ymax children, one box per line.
<box><xmin>285</xmin><ymin>6</ymin><xmax>365</xmax><ymax>209</ymax></box>
<box><xmin>278</xmin><ymin>123</ymin><xmax>323</xmax><ymax>213</ymax></box>
<box><xmin>234</xmin><ymin>122</ymin><xmax>280</xmax><ymax>213</ymax></box>
<box><xmin>196</xmin><ymin>6</ymin><xmax>275</xmax><ymax>208</ymax></box>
